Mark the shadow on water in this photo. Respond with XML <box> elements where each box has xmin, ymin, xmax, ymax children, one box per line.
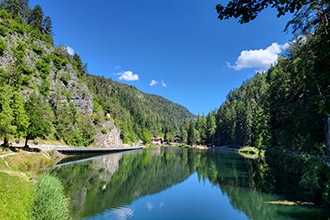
<box><xmin>49</xmin><ymin>147</ymin><xmax>330</xmax><ymax>219</ymax></box>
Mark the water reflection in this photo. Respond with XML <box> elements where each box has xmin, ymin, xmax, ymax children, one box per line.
<box><xmin>51</xmin><ymin>147</ymin><xmax>329</xmax><ymax>219</ymax></box>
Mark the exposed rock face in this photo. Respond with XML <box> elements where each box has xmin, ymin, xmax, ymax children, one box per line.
<box><xmin>0</xmin><ymin>30</ymin><xmax>122</xmax><ymax>147</ymax></box>
<box><xmin>94</xmin><ymin>120</ymin><xmax>123</xmax><ymax>147</ymax></box>
<box><xmin>50</xmin><ymin>64</ymin><xmax>94</xmax><ymax>115</ymax></box>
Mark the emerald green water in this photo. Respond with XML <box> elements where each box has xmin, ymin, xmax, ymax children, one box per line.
<box><xmin>51</xmin><ymin>147</ymin><xmax>329</xmax><ymax>219</ymax></box>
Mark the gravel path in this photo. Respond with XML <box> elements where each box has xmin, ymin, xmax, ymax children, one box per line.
<box><xmin>1</xmin><ymin>142</ymin><xmax>70</xmax><ymax>152</ymax></box>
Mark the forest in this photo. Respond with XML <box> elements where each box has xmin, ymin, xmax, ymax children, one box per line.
<box><xmin>176</xmin><ymin>0</ymin><xmax>330</xmax><ymax>205</ymax></box>
<box><xmin>0</xmin><ymin>0</ymin><xmax>195</xmax><ymax>148</ymax></box>
<box><xmin>184</xmin><ymin>0</ymin><xmax>330</xmax><ymax>155</ymax></box>
<box><xmin>0</xmin><ymin>0</ymin><xmax>329</xmax><ymax>213</ymax></box>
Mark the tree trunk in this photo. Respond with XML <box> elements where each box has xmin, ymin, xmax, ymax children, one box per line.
<box><xmin>327</xmin><ymin>114</ymin><xmax>330</xmax><ymax>157</ymax></box>
<box><xmin>24</xmin><ymin>137</ymin><xmax>29</xmax><ymax>148</ymax></box>
<box><xmin>3</xmin><ymin>137</ymin><xmax>9</xmax><ymax>147</ymax></box>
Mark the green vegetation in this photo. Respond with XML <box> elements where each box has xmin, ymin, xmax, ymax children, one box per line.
<box><xmin>25</xmin><ymin>93</ymin><xmax>53</xmax><ymax>147</ymax></box>
<box><xmin>59</xmin><ymin>73</ymin><xmax>71</xmax><ymax>86</ymax></box>
<box><xmin>171</xmin><ymin>0</ymin><xmax>330</xmax><ymax>205</ymax></box>
<box><xmin>0</xmin><ymin>149</ymin><xmax>61</xmax><ymax>220</ymax></box>
<box><xmin>0</xmin><ymin>172</ymin><xmax>33</xmax><ymax>220</ymax></box>
<box><xmin>0</xmin><ymin>1</ymin><xmax>194</xmax><ymax>148</ymax></box>
<box><xmin>52</xmin><ymin>148</ymin><xmax>194</xmax><ymax>218</ymax></box>
<box><xmin>85</xmin><ymin>75</ymin><xmax>195</xmax><ymax>143</ymax></box>
<box><xmin>33</xmin><ymin>173</ymin><xmax>71</xmax><ymax>220</ymax></box>
<box><xmin>0</xmin><ymin>0</ymin><xmax>329</xmax><ymax>216</ymax></box>
<box><xmin>239</xmin><ymin>146</ymin><xmax>263</xmax><ymax>159</ymax></box>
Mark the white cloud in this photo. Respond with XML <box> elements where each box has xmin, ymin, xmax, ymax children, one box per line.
<box><xmin>66</xmin><ymin>46</ymin><xmax>75</xmax><ymax>56</ymax></box>
<box><xmin>117</xmin><ymin>71</ymin><xmax>139</xmax><ymax>81</ymax></box>
<box><xmin>161</xmin><ymin>81</ymin><xmax>166</xmax><ymax>87</ymax></box>
<box><xmin>146</xmin><ymin>202</ymin><xmax>154</xmax><ymax>211</ymax></box>
<box><xmin>228</xmin><ymin>42</ymin><xmax>287</xmax><ymax>71</ymax></box>
<box><xmin>150</xmin><ymin>79</ymin><xmax>158</xmax><ymax>86</ymax></box>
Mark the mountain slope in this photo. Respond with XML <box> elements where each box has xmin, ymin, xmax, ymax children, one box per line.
<box><xmin>85</xmin><ymin>75</ymin><xmax>195</xmax><ymax>143</ymax></box>
<box><xmin>0</xmin><ymin>6</ymin><xmax>195</xmax><ymax>147</ymax></box>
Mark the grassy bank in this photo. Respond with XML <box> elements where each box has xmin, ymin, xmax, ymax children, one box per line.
<box><xmin>0</xmin><ymin>149</ymin><xmax>60</xmax><ymax>219</ymax></box>
<box><xmin>0</xmin><ymin>172</ymin><xmax>33</xmax><ymax>219</ymax></box>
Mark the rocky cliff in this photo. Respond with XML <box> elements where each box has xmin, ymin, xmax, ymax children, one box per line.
<box><xmin>0</xmin><ymin>22</ymin><xmax>123</xmax><ymax>147</ymax></box>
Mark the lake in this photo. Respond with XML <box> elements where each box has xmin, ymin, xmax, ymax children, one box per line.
<box><xmin>51</xmin><ymin>147</ymin><xmax>329</xmax><ymax>219</ymax></box>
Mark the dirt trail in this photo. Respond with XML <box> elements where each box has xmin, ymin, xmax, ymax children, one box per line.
<box><xmin>0</xmin><ymin>169</ymin><xmax>30</xmax><ymax>181</ymax></box>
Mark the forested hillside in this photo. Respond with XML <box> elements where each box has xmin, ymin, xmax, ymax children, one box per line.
<box><xmin>185</xmin><ymin>0</ymin><xmax>330</xmax><ymax>155</ymax></box>
<box><xmin>177</xmin><ymin>0</ymin><xmax>330</xmax><ymax>204</ymax></box>
<box><xmin>0</xmin><ymin>0</ymin><xmax>195</xmax><ymax>147</ymax></box>
<box><xmin>84</xmin><ymin>74</ymin><xmax>195</xmax><ymax>144</ymax></box>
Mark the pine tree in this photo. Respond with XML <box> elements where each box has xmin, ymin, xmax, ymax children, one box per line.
<box><xmin>42</xmin><ymin>15</ymin><xmax>52</xmax><ymax>34</ymax></box>
<box><xmin>27</xmin><ymin>4</ymin><xmax>44</xmax><ymax>32</ymax></box>
<box><xmin>206</xmin><ymin>111</ymin><xmax>216</xmax><ymax>145</ymax></box>
<box><xmin>11</xmin><ymin>91</ymin><xmax>29</xmax><ymax>140</ymax></box>
<box><xmin>0</xmin><ymin>0</ymin><xmax>29</xmax><ymax>19</ymax></box>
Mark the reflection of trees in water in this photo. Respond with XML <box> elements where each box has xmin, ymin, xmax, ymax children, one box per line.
<box><xmin>195</xmin><ymin>150</ymin><xmax>328</xmax><ymax>220</ymax></box>
<box><xmin>51</xmin><ymin>148</ymin><xmax>328</xmax><ymax>219</ymax></box>
<box><xmin>51</xmin><ymin>148</ymin><xmax>197</xmax><ymax>219</ymax></box>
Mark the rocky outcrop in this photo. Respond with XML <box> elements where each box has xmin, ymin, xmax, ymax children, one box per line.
<box><xmin>50</xmin><ymin>64</ymin><xmax>94</xmax><ymax>115</ymax></box>
<box><xmin>94</xmin><ymin>120</ymin><xmax>123</xmax><ymax>148</ymax></box>
<box><xmin>0</xmin><ymin>28</ymin><xmax>122</xmax><ymax>147</ymax></box>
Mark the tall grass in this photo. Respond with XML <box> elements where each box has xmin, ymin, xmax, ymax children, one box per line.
<box><xmin>33</xmin><ymin>173</ymin><xmax>71</xmax><ymax>220</ymax></box>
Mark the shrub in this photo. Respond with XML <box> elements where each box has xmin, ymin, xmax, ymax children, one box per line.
<box><xmin>22</xmin><ymin>63</ymin><xmax>33</xmax><ymax>75</ymax></box>
<box><xmin>0</xmin><ymin>10</ymin><xmax>10</xmax><ymax>19</ymax></box>
<box><xmin>42</xmin><ymin>54</ymin><xmax>51</xmax><ymax>63</ymax></box>
<box><xmin>35</xmin><ymin>60</ymin><xmax>50</xmax><ymax>79</ymax></box>
<box><xmin>53</xmin><ymin>56</ymin><xmax>65</xmax><ymax>69</ymax></box>
<box><xmin>101</xmin><ymin>127</ymin><xmax>108</xmax><ymax>134</ymax></box>
<box><xmin>60</xmin><ymin>73</ymin><xmax>71</xmax><ymax>86</ymax></box>
<box><xmin>40</xmin><ymin>79</ymin><xmax>50</xmax><ymax>96</ymax></box>
<box><xmin>0</xmin><ymin>38</ymin><xmax>6</xmax><ymax>55</ymax></box>
<box><xmin>33</xmin><ymin>174</ymin><xmax>71</xmax><ymax>220</ymax></box>
<box><xmin>13</xmin><ymin>42</ymin><xmax>26</xmax><ymax>60</ymax></box>
<box><xmin>21</xmin><ymin>74</ymin><xmax>32</xmax><ymax>86</ymax></box>
<box><xmin>62</xmin><ymin>90</ymin><xmax>72</xmax><ymax>101</ymax></box>
<box><xmin>0</xmin><ymin>25</ymin><xmax>8</xmax><ymax>36</ymax></box>
<box><xmin>31</xmin><ymin>45</ymin><xmax>44</xmax><ymax>55</ymax></box>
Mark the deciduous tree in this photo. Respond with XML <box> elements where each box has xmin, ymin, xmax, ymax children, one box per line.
<box><xmin>0</xmin><ymin>86</ymin><xmax>15</xmax><ymax>146</ymax></box>
<box><xmin>24</xmin><ymin>93</ymin><xmax>53</xmax><ymax>147</ymax></box>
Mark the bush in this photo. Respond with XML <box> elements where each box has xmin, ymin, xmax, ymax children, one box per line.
<box><xmin>13</xmin><ymin>42</ymin><xmax>26</xmax><ymax>60</ymax></box>
<box><xmin>31</xmin><ymin>45</ymin><xmax>44</xmax><ymax>55</ymax></box>
<box><xmin>0</xmin><ymin>38</ymin><xmax>6</xmax><ymax>55</ymax></box>
<box><xmin>33</xmin><ymin>174</ymin><xmax>71</xmax><ymax>220</ymax></box>
<box><xmin>40</xmin><ymin>79</ymin><xmax>50</xmax><ymax>96</ymax></box>
<box><xmin>60</xmin><ymin>73</ymin><xmax>71</xmax><ymax>86</ymax></box>
<box><xmin>0</xmin><ymin>25</ymin><xmax>8</xmax><ymax>36</ymax></box>
<box><xmin>35</xmin><ymin>60</ymin><xmax>50</xmax><ymax>79</ymax></box>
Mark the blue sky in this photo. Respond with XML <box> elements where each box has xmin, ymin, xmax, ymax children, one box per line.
<box><xmin>29</xmin><ymin>0</ymin><xmax>293</xmax><ymax>115</ymax></box>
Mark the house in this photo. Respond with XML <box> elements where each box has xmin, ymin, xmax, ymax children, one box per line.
<box><xmin>151</xmin><ymin>137</ymin><xmax>164</xmax><ymax>145</ymax></box>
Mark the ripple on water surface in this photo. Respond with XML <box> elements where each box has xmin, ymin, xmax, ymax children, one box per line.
<box><xmin>83</xmin><ymin>204</ymin><xmax>134</xmax><ymax>220</ymax></box>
